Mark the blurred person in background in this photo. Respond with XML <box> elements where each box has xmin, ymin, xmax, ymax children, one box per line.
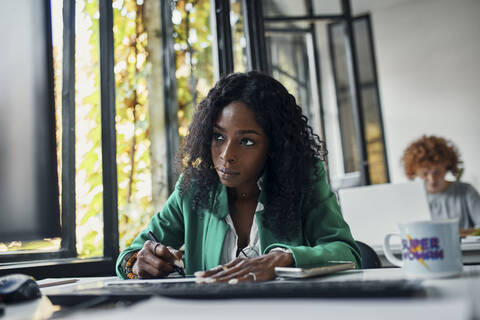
<box><xmin>402</xmin><ymin>135</ymin><xmax>480</xmax><ymax>234</ymax></box>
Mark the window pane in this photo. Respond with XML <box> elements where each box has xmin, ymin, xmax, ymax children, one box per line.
<box><xmin>338</xmin><ymin>92</ymin><xmax>360</xmax><ymax>173</ymax></box>
<box><xmin>75</xmin><ymin>0</ymin><xmax>103</xmax><ymax>258</ymax></box>
<box><xmin>353</xmin><ymin>19</ymin><xmax>374</xmax><ymax>83</ymax></box>
<box><xmin>361</xmin><ymin>87</ymin><xmax>387</xmax><ymax>184</ymax></box>
<box><xmin>328</xmin><ymin>17</ymin><xmax>388</xmax><ymax>182</ymax></box>
<box><xmin>263</xmin><ymin>0</ymin><xmax>307</xmax><ymax>17</ymax></box>
<box><xmin>312</xmin><ymin>0</ymin><xmax>342</xmax><ymax>15</ymax></box>
<box><xmin>113</xmin><ymin>0</ymin><xmax>215</xmax><ymax>251</ymax></box>
<box><xmin>52</xmin><ymin>0</ymin><xmax>63</xmax><ymax>206</ymax></box>
<box><xmin>354</xmin><ymin>18</ymin><xmax>388</xmax><ymax>184</ymax></box>
<box><xmin>330</xmin><ymin>23</ymin><xmax>350</xmax><ymax>88</ymax></box>
<box><xmin>113</xmin><ymin>0</ymin><xmax>155</xmax><ymax>251</ymax></box>
<box><xmin>230</xmin><ymin>0</ymin><xmax>247</xmax><ymax>72</ymax></box>
<box><xmin>329</xmin><ymin>22</ymin><xmax>360</xmax><ymax>173</ymax></box>
<box><xmin>266</xmin><ymin>33</ymin><xmax>312</xmax><ymax>128</ymax></box>
<box><xmin>0</xmin><ymin>0</ymin><xmax>63</xmax><ymax>255</ymax></box>
<box><xmin>172</xmin><ymin>0</ymin><xmax>214</xmax><ymax>143</ymax></box>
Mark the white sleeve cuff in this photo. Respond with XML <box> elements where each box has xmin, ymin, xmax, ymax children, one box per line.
<box><xmin>269</xmin><ymin>247</ymin><xmax>292</xmax><ymax>254</ymax></box>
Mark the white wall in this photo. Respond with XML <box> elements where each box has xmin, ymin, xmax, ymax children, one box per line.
<box><xmin>370</xmin><ymin>0</ymin><xmax>480</xmax><ymax>190</ymax></box>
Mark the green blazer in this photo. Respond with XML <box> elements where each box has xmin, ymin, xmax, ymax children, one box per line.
<box><xmin>116</xmin><ymin>163</ymin><xmax>361</xmax><ymax>278</ymax></box>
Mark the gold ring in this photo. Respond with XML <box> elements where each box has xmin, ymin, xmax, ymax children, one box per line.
<box><xmin>221</xmin><ymin>265</ymin><xmax>229</xmax><ymax>271</ymax></box>
<box><xmin>248</xmin><ymin>272</ymin><xmax>256</xmax><ymax>282</ymax></box>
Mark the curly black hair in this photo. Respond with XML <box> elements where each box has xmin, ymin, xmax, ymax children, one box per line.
<box><xmin>178</xmin><ymin>71</ymin><xmax>326</xmax><ymax>238</ymax></box>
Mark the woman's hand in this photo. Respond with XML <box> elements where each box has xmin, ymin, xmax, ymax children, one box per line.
<box><xmin>195</xmin><ymin>251</ymin><xmax>294</xmax><ymax>284</ymax></box>
<box><xmin>132</xmin><ymin>240</ymin><xmax>183</xmax><ymax>278</ymax></box>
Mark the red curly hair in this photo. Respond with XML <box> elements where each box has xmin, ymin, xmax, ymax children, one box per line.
<box><xmin>402</xmin><ymin>135</ymin><xmax>461</xmax><ymax>180</ymax></box>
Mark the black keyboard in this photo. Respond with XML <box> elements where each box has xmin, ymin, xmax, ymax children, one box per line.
<box><xmin>47</xmin><ymin>278</ymin><xmax>425</xmax><ymax>306</ymax></box>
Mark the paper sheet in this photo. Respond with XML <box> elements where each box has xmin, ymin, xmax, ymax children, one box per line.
<box><xmin>105</xmin><ymin>277</ymin><xmax>196</xmax><ymax>286</ymax></box>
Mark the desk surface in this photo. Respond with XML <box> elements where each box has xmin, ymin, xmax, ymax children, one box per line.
<box><xmin>5</xmin><ymin>266</ymin><xmax>480</xmax><ymax>319</ymax></box>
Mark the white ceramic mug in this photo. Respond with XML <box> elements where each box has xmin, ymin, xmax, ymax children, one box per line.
<box><xmin>383</xmin><ymin>220</ymin><xmax>463</xmax><ymax>278</ymax></box>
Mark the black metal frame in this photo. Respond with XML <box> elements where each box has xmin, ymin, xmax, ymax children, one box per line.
<box><xmin>264</xmin><ymin>14</ymin><xmax>344</xmax><ymax>22</ymax></box>
<box><xmin>60</xmin><ymin>0</ymin><xmax>77</xmax><ymax>259</ymax></box>
<box><xmin>161</xmin><ymin>0</ymin><xmax>180</xmax><ymax>193</ymax></box>
<box><xmin>242</xmin><ymin>0</ymin><xmax>268</xmax><ymax>71</ymax></box>
<box><xmin>99</xmin><ymin>0</ymin><xmax>120</xmax><ymax>263</ymax></box>
<box><xmin>214</xmin><ymin>0</ymin><xmax>234</xmax><ymax>76</ymax></box>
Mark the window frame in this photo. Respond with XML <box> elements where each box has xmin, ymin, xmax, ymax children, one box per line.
<box><xmin>161</xmin><ymin>0</ymin><xmax>180</xmax><ymax>193</ymax></box>
<box><xmin>0</xmin><ymin>0</ymin><xmax>118</xmax><ymax>279</ymax></box>
<box><xmin>327</xmin><ymin>14</ymin><xmax>390</xmax><ymax>185</ymax></box>
<box><xmin>262</xmin><ymin>0</ymin><xmax>384</xmax><ymax>187</ymax></box>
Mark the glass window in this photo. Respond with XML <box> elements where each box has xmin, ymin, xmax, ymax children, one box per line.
<box><xmin>329</xmin><ymin>22</ymin><xmax>360</xmax><ymax>173</ymax></box>
<box><xmin>112</xmin><ymin>0</ymin><xmax>217</xmax><ymax>255</ymax></box>
<box><xmin>263</xmin><ymin>0</ymin><xmax>307</xmax><ymax>17</ymax></box>
<box><xmin>312</xmin><ymin>0</ymin><xmax>342</xmax><ymax>15</ymax></box>
<box><xmin>230</xmin><ymin>0</ymin><xmax>247</xmax><ymax>72</ymax></box>
<box><xmin>265</xmin><ymin>30</ymin><xmax>323</xmax><ymax>139</ymax></box>
<box><xmin>73</xmin><ymin>0</ymin><xmax>104</xmax><ymax>258</ymax></box>
<box><xmin>328</xmin><ymin>16</ymin><xmax>388</xmax><ymax>184</ymax></box>
<box><xmin>0</xmin><ymin>0</ymin><xmax>156</xmax><ymax>261</ymax></box>
<box><xmin>0</xmin><ymin>0</ymin><xmax>63</xmax><ymax>256</ymax></box>
<box><xmin>52</xmin><ymin>1</ymin><xmax>63</xmax><ymax>222</ymax></box>
<box><xmin>353</xmin><ymin>18</ymin><xmax>388</xmax><ymax>184</ymax></box>
<box><xmin>113</xmin><ymin>0</ymin><xmax>155</xmax><ymax>252</ymax></box>
<box><xmin>172</xmin><ymin>0</ymin><xmax>214</xmax><ymax>143</ymax></box>
<box><xmin>337</xmin><ymin>91</ymin><xmax>360</xmax><ymax>173</ymax></box>
<box><xmin>0</xmin><ymin>0</ymin><xmax>215</xmax><ymax>272</ymax></box>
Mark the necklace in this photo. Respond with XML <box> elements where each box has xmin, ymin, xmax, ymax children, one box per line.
<box><xmin>229</xmin><ymin>188</ymin><xmax>259</xmax><ymax>200</ymax></box>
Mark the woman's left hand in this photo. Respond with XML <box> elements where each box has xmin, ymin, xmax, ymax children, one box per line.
<box><xmin>195</xmin><ymin>251</ymin><xmax>294</xmax><ymax>284</ymax></box>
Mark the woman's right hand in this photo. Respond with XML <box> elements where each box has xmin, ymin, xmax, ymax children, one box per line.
<box><xmin>132</xmin><ymin>240</ymin><xmax>183</xmax><ymax>278</ymax></box>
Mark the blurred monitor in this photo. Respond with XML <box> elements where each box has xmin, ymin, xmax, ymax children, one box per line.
<box><xmin>0</xmin><ymin>0</ymin><xmax>61</xmax><ymax>242</ymax></box>
<box><xmin>338</xmin><ymin>182</ymin><xmax>430</xmax><ymax>250</ymax></box>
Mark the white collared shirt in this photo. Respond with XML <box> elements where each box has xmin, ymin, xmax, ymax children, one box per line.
<box><xmin>220</xmin><ymin>202</ymin><xmax>264</xmax><ymax>264</ymax></box>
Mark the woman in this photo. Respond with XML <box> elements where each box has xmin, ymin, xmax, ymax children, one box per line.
<box><xmin>402</xmin><ymin>135</ymin><xmax>480</xmax><ymax>230</ymax></box>
<box><xmin>116</xmin><ymin>72</ymin><xmax>361</xmax><ymax>283</ymax></box>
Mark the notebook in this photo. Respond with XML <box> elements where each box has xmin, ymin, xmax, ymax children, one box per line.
<box><xmin>274</xmin><ymin>261</ymin><xmax>355</xmax><ymax>278</ymax></box>
<box><xmin>338</xmin><ymin>182</ymin><xmax>431</xmax><ymax>250</ymax></box>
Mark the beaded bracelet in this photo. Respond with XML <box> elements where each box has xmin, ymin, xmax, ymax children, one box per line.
<box><xmin>122</xmin><ymin>251</ymin><xmax>138</xmax><ymax>279</ymax></box>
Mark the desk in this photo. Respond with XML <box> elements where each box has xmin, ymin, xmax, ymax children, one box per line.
<box><xmin>5</xmin><ymin>266</ymin><xmax>480</xmax><ymax>319</ymax></box>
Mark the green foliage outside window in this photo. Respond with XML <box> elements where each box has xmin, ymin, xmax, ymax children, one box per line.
<box><xmin>74</xmin><ymin>0</ymin><xmax>215</xmax><ymax>256</ymax></box>
<box><xmin>113</xmin><ymin>0</ymin><xmax>154</xmax><ymax>252</ymax></box>
<box><xmin>172</xmin><ymin>0</ymin><xmax>214</xmax><ymax>141</ymax></box>
<box><xmin>75</xmin><ymin>0</ymin><xmax>103</xmax><ymax>257</ymax></box>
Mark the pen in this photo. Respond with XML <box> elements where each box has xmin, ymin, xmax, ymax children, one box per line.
<box><xmin>38</xmin><ymin>279</ymin><xmax>78</xmax><ymax>288</ymax></box>
<box><xmin>147</xmin><ymin>231</ymin><xmax>186</xmax><ymax>277</ymax></box>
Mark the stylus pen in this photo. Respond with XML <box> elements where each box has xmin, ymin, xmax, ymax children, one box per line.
<box><xmin>147</xmin><ymin>231</ymin><xmax>186</xmax><ymax>277</ymax></box>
